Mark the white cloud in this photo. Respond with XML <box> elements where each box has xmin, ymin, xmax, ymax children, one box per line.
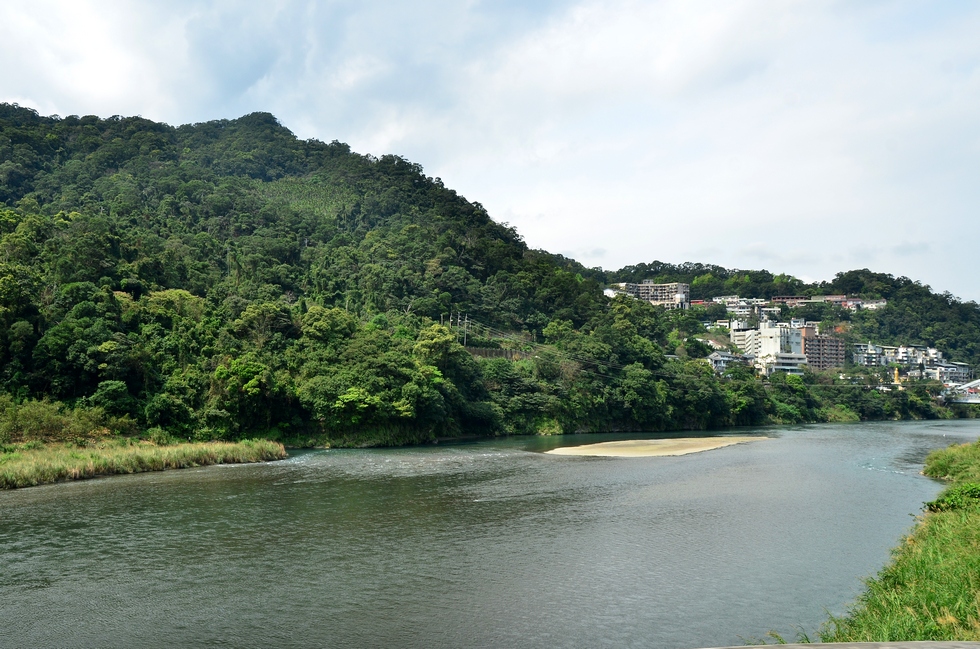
<box><xmin>411</xmin><ymin>1</ymin><xmax>980</xmax><ymax>297</ymax></box>
<box><xmin>2</xmin><ymin>0</ymin><xmax>980</xmax><ymax>298</ymax></box>
<box><xmin>0</xmin><ymin>1</ymin><xmax>193</xmax><ymax>119</ymax></box>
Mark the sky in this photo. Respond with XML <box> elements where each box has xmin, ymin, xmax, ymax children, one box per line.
<box><xmin>2</xmin><ymin>0</ymin><xmax>979</xmax><ymax>299</ymax></box>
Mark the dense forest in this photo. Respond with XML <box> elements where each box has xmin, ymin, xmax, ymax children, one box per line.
<box><xmin>0</xmin><ymin>103</ymin><xmax>977</xmax><ymax>447</ymax></box>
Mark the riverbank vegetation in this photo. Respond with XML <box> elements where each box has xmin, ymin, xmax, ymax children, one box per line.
<box><xmin>819</xmin><ymin>439</ymin><xmax>980</xmax><ymax>641</ymax></box>
<box><xmin>1</xmin><ymin>104</ymin><xmax>978</xmax><ymax>448</ymax></box>
<box><xmin>0</xmin><ymin>391</ymin><xmax>285</xmax><ymax>488</ymax></box>
<box><xmin>0</xmin><ymin>437</ymin><xmax>286</xmax><ymax>489</ymax></box>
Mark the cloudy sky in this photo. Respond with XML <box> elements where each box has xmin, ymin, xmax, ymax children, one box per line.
<box><xmin>2</xmin><ymin>1</ymin><xmax>979</xmax><ymax>298</ymax></box>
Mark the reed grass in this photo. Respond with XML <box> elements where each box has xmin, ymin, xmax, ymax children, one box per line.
<box><xmin>0</xmin><ymin>438</ymin><xmax>287</xmax><ymax>489</ymax></box>
<box><xmin>819</xmin><ymin>439</ymin><xmax>980</xmax><ymax>641</ymax></box>
<box><xmin>922</xmin><ymin>439</ymin><xmax>980</xmax><ymax>483</ymax></box>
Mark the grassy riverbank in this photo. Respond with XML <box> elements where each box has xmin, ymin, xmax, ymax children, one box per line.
<box><xmin>819</xmin><ymin>438</ymin><xmax>980</xmax><ymax>641</ymax></box>
<box><xmin>0</xmin><ymin>438</ymin><xmax>287</xmax><ymax>489</ymax></box>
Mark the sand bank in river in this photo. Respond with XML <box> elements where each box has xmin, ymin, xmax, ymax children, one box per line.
<box><xmin>544</xmin><ymin>436</ymin><xmax>766</xmax><ymax>457</ymax></box>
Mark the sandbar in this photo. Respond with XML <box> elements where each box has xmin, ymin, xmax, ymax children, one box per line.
<box><xmin>545</xmin><ymin>436</ymin><xmax>766</xmax><ymax>457</ymax></box>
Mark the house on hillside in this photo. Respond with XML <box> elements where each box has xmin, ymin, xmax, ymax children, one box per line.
<box><xmin>706</xmin><ymin>351</ymin><xmax>752</xmax><ymax>374</ymax></box>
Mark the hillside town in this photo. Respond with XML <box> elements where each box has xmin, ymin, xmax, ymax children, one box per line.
<box><xmin>606</xmin><ymin>280</ymin><xmax>973</xmax><ymax>385</ymax></box>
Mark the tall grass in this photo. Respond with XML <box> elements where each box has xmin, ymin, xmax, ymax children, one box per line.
<box><xmin>0</xmin><ymin>439</ymin><xmax>287</xmax><ymax>489</ymax></box>
<box><xmin>819</xmin><ymin>439</ymin><xmax>980</xmax><ymax>641</ymax></box>
<box><xmin>923</xmin><ymin>439</ymin><xmax>980</xmax><ymax>483</ymax></box>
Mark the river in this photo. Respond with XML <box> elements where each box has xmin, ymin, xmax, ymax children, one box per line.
<box><xmin>1</xmin><ymin>420</ymin><xmax>978</xmax><ymax>648</ymax></box>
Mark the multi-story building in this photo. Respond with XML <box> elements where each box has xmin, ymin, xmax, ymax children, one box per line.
<box><xmin>728</xmin><ymin>304</ymin><xmax>756</xmax><ymax>318</ymax></box>
<box><xmin>819</xmin><ymin>295</ymin><xmax>848</xmax><ymax>305</ymax></box>
<box><xmin>608</xmin><ymin>283</ymin><xmax>636</xmax><ymax>297</ymax></box>
<box><xmin>853</xmin><ymin>342</ymin><xmax>971</xmax><ymax>383</ymax></box>
<box><xmin>638</xmin><ymin>281</ymin><xmax>690</xmax><ymax>309</ymax></box>
<box><xmin>763</xmin><ymin>322</ymin><xmax>803</xmax><ymax>353</ymax></box>
<box><xmin>842</xmin><ymin>298</ymin><xmax>888</xmax><ymax>311</ymax></box>
<box><xmin>733</xmin><ymin>320</ymin><xmax>850</xmax><ymax>375</ymax></box>
<box><xmin>730</xmin><ymin>327</ymin><xmax>759</xmax><ymax>356</ymax></box>
<box><xmin>768</xmin><ymin>353</ymin><xmax>808</xmax><ymax>376</ymax></box>
<box><xmin>925</xmin><ymin>363</ymin><xmax>972</xmax><ymax>384</ymax></box>
<box><xmin>771</xmin><ymin>296</ymin><xmax>808</xmax><ymax>307</ymax></box>
<box><xmin>610</xmin><ymin>281</ymin><xmax>690</xmax><ymax>309</ymax></box>
<box><xmin>855</xmin><ymin>344</ymin><xmax>945</xmax><ymax>369</ymax></box>
<box><xmin>712</xmin><ymin>295</ymin><xmax>772</xmax><ymax>319</ymax></box>
<box><xmin>772</xmin><ymin>294</ymin><xmax>852</xmax><ymax>308</ymax></box>
<box><xmin>853</xmin><ymin>342</ymin><xmax>885</xmax><ymax>367</ymax></box>
<box><xmin>734</xmin><ymin>321</ymin><xmax>805</xmax><ymax>375</ymax></box>
<box><xmin>712</xmin><ymin>295</ymin><xmax>742</xmax><ymax>308</ymax></box>
<box><xmin>801</xmin><ymin>332</ymin><xmax>846</xmax><ymax>370</ymax></box>
<box><xmin>706</xmin><ymin>351</ymin><xmax>752</xmax><ymax>374</ymax></box>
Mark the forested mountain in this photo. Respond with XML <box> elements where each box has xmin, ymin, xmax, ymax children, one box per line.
<box><xmin>0</xmin><ymin>104</ymin><xmax>975</xmax><ymax>446</ymax></box>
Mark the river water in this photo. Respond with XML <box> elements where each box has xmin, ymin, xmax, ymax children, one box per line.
<box><xmin>2</xmin><ymin>420</ymin><xmax>978</xmax><ymax>649</ymax></box>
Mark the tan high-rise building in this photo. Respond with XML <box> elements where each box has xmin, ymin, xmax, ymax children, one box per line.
<box><xmin>801</xmin><ymin>329</ymin><xmax>846</xmax><ymax>371</ymax></box>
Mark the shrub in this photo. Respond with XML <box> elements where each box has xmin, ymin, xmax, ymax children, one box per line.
<box><xmin>925</xmin><ymin>483</ymin><xmax>980</xmax><ymax>512</ymax></box>
<box><xmin>0</xmin><ymin>398</ymin><xmax>127</xmax><ymax>444</ymax></box>
<box><xmin>823</xmin><ymin>404</ymin><xmax>861</xmax><ymax>423</ymax></box>
<box><xmin>3</xmin><ymin>399</ymin><xmax>66</xmax><ymax>441</ymax></box>
<box><xmin>147</xmin><ymin>427</ymin><xmax>177</xmax><ymax>446</ymax></box>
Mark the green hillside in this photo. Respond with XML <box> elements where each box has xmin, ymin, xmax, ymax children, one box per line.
<box><xmin>0</xmin><ymin>104</ymin><xmax>975</xmax><ymax>446</ymax></box>
<box><xmin>610</xmin><ymin>265</ymin><xmax>980</xmax><ymax>368</ymax></box>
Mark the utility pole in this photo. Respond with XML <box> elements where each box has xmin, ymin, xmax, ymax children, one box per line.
<box><xmin>463</xmin><ymin>314</ymin><xmax>468</xmax><ymax>346</ymax></box>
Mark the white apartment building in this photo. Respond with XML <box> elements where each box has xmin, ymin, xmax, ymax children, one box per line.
<box><xmin>706</xmin><ymin>351</ymin><xmax>752</xmax><ymax>374</ymax></box>
<box><xmin>768</xmin><ymin>353</ymin><xmax>808</xmax><ymax>376</ymax></box>
<box><xmin>853</xmin><ymin>342</ymin><xmax>884</xmax><ymax>366</ymax></box>
<box><xmin>757</xmin><ymin>322</ymin><xmax>803</xmax><ymax>369</ymax></box>
<box><xmin>712</xmin><ymin>295</ymin><xmax>742</xmax><ymax>308</ymax></box>
<box><xmin>730</xmin><ymin>328</ymin><xmax>758</xmax><ymax>355</ymax></box>
<box><xmin>926</xmin><ymin>363</ymin><xmax>972</xmax><ymax>384</ymax></box>
<box><xmin>854</xmin><ymin>343</ymin><xmax>946</xmax><ymax>369</ymax></box>
<box><xmin>731</xmin><ymin>321</ymin><xmax>805</xmax><ymax>375</ymax></box>
<box><xmin>853</xmin><ymin>343</ymin><xmax>971</xmax><ymax>383</ymax></box>
<box><xmin>710</xmin><ymin>295</ymin><xmax>778</xmax><ymax>320</ymax></box>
